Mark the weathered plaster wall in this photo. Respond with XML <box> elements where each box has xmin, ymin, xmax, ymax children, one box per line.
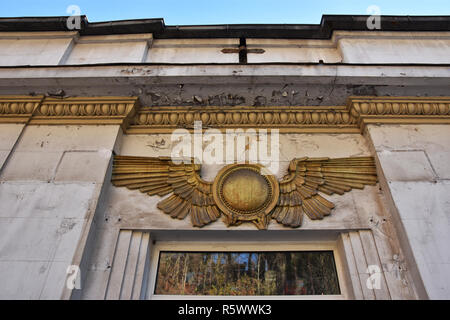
<box><xmin>81</xmin><ymin>132</ymin><xmax>417</xmax><ymax>299</ymax></box>
<box><xmin>0</xmin><ymin>123</ymin><xmax>25</xmax><ymax>170</ymax></box>
<box><xmin>1</xmin><ymin>31</ymin><xmax>449</xmax><ymax>66</ymax></box>
<box><xmin>366</xmin><ymin>124</ymin><xmax>450</xmax><ymax>299</ymax></box>
<box><xmin>250</xmin><ymin>32</ymin><xmax>450</xmax><ymax>64</ymax></box>
<box><xmin>0</xmin><ymin>32</ymin><xmax>77</xmax><ymax>66</ymax></box>
<box><xmin>338</xmin><ymin>37</ymin><xmax>450</xmax><ymax>64</ymax></box>
<box><xmin>0</xmin><ymin>125</ymin><xmax>121</xmax><ymax>299</ymax></box>
<box><xmin>1</xmin><ymin>82</ymin><xmax>449</xmax><ymax>111</ymax></box>
<box><xmin>65</xmin><ymin>34</ymin><xmax>153</xmax><ymax>65</ymax></box>
<box><xmin>147</xmin><ymin>39</ymin><xmax>239</xmax><ymax>63</ymax></box>
<box><xmin>246</xmin><ymin>39</ymin><xmax>341</xmax><ymax>63</ymax></box>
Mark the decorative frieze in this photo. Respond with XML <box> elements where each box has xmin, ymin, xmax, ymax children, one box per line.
<box><xmin>127</xmin><ymin>105</ymin><xmax>359</xmax><ymax>133</ymax></box>
<box><xmin>0</xmin><ymin>95</ymin><xmax>44</xmax><ymax>123</ymax></box>
<box><xmin>0</xmin><ymin>95</ymin><xmax>139</xmax><ymax>129</ymax></box>
<box><xmin>29</xmin><ymin>97</ymin><xmax>139</xmax><ymax>129</ymax></box>
<box><xmin>348</xmin><ymin>96</ymin><xmax>450</xmax><ymax>130</ymax></box>
<box><xmin>0</xmin><ymin>95</ymin><xmax>449</xmax><ymax>133</ymax></box>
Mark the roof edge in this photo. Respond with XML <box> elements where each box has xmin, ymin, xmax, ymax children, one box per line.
<box><xmin>0</xmin><ymin>15</ymin><xmax>449</xmax><ymax>39</ymax></box>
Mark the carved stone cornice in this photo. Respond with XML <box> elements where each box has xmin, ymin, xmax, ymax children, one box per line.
<box><xmin>1</xmin><ymin>95</ymin><xmax>449</xmax><ymax>133</ymax></box>
<box><xmin>0</xmin><ymin>95</ymin><xmax>44</xmax><ymax>123</ymax></box>
<box><xmin>30</xmin><ymin>97</ymin><xmax>139</xmax><ymax>129</ymax></box>
<box><xmin>126</xmin><ymin>105</ymin><xmax>359</xmax><ymax>134</ymax></box>
<box><xmin>348</xmin><ymin>96</ymin><xmax>450</xmax><ymax>131</ymax></box>
<box><xmin>0</xmin><ymin>95</ymin><xmax>139</xmax><ymax>129</ymax></box>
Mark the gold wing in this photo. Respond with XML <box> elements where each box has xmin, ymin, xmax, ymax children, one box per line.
<box><xmin>272</xmin><ymin>156</ymin><xmax>377</xmax><ymax>228</ymax></box>
<box><xmin>111</xmin><ymin>155</ymin><xmax>220</xmax><ymax>227</ymax></box>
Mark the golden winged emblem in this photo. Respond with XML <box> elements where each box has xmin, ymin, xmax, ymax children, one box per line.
<box><xmin>112</xmin><ymin>156</ymin><xmax>377</xmax><ymax>229</ymax></box>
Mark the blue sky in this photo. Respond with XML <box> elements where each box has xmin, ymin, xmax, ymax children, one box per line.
<box><xmin>1</xmin><ymin>0</ymin><xmax>449</xmax><ymax>25</ymax></box>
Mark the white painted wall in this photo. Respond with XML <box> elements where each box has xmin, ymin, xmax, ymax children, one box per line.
<box><xmin>66</xmin><ymin>42</ymin><xmax>147</xmax><ymax>64</ymax></box>
<box><xmin>65</xmin><ymin>34</ymin><xmax>153</xmax><ymax>65</ymax></box>
<box><xmin>367</xmin><ymin>124</ymin><xmax>450</xmax><ymax>299</ymax></box>
<box><xmin>0</xmin><ymin>32</ymin><xmax>76</xmax><ymax>66</ymax></box>
<box><xmin>0</xmin><ymin>123</ymin><xmax>24</xmax><ymax>169</ymax></box>
<box><xmin>0</xmin><ymin>125</ymin><xmax>121</xmax><ymax>299</ymax></box>
<box><xmin>246</xmin><ymin>39</ymin><xmax>341</xmax><ymax>63</ymax></box>
<box><xmin>338</xmin><ymin>36</ymin><xmax>450</xmax><ymax>64</ymax></box>
<box><xmin>146</xmin><ymin>39</ymin><xmax>239</xmax><ymax>63</ymax></box>
<box><xmin>1</xmin><ymin>31</ymin><xmax>449</xmax><ymax>66</ymax></box>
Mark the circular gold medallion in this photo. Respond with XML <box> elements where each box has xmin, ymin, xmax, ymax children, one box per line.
<box><xmin>213</xmin><ymin>164</ymin><xmax>279</xmax><ymax>229</ymax></box>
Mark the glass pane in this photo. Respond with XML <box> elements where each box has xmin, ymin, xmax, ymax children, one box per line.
<box><xmin>154</xmin><ymin>251</ymin><xmax>340</xmax><ymax>295</ymax></box>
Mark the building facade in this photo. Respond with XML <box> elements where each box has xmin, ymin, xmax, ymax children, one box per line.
<box><xmin>0</xmin><ymin>15</ymin><xmax>449</xmax><ymax>299</ymax></box>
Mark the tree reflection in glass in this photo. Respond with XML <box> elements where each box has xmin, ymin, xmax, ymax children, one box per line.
<box><xmin>155</xmin><ymin>251</ymin><xmax>340</xmax><ymax>295</ymax></box>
